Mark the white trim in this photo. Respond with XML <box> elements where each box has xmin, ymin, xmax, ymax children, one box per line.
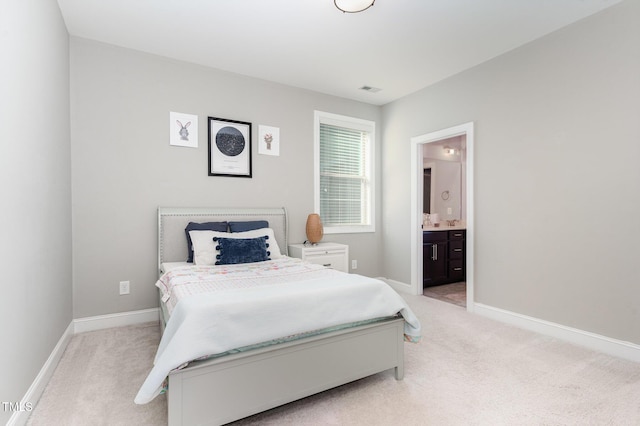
<box><xmin>73</xmin><ymin>308</ymin><xmax>160</xmax><ymax>333</ymax></box>
<box><xmin>313</xmin><ymin>110</ymin><xmax>376</xmax><ymax>234</ymax></box>
<box><xmin>15</xmin><ymin>308</ymin><xmax>161</xmax><ymax>424</ymax></box>
<box><xmin>379</xmin><ymin>277</ymin><xmax>640</xmax><ymax>363</ymax></box>
<box><xmin>7</xmin><ymin>322</ymin><xmax>74</xmax><ymax>426</ymax></box>
<box><xmin>324</xmin><ymin>225</ymin><xmax>375</xmax><ymax>234</ymax></box>
<box><xmin>475</xmin><ymin>303</ymin><xmax>640</xmax><ymax>363</ymax></box>
<box><xmin>410</xmin><ymin>122</ymin><xmax>474</xmax><ymax>313</ymax></box>
<box><xmin>378</xmin><ymin>277</ymin><xmax>413</xmax><ymax>294</ymax></box>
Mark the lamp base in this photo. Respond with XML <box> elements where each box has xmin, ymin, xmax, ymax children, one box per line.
<box><xmin>305</xmin><ymin>213</ymin><xmax>324</xmax><ymax>244</ymax></box>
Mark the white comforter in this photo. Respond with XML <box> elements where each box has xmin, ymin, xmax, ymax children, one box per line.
<box><xmin>135</xmin><ymin>258</ymin><xmax>421</xmax><ymax>404</ymax></box>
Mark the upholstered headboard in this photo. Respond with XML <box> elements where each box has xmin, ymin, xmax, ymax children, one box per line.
<box><xmin>157</xmin><ymin>207</ymin><xmax>288</xmax><ymax>274</ymax></box>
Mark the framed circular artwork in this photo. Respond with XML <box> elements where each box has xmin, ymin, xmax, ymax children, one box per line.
<box><xmin>208</xmin><ymin>117</ymin><xmax>252</xmax><ymax>178</ymax></box>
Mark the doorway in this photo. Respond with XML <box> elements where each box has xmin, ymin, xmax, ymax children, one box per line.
<box><xmin>410</xmin><ymin>122</ymin><xmax>474</xmax><ymax>312</ymax></box>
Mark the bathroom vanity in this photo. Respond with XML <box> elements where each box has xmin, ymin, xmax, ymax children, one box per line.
<box><xmin>423</xmin><ymin>227</ymin><xmax>466</xmax><ymax>287</ymax></box>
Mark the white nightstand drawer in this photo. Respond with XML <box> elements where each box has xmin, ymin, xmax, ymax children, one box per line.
<box><xmin>305</xmin><ymin>252</ymin><xmax>347</xmax><ymax>272</ymax></box>
<box><xmin>288</xmin><ymin>243</ymin><xmax>349</xmax><ymax>273</ymax></box>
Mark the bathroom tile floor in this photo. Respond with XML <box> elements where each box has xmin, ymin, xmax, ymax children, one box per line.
<box><xmin>423</xmin><ymin>282</ymin><xmax>466</xmax><ymax>308</ymax></box>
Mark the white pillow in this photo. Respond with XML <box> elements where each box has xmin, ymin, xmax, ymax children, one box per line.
<box><xmin>188</xmin><ymin>230</ymin><xmax>222</xmax><ymax>266</ymax></box>
<box><xmin>189</xmin><ymin>228</ymin><xmax>282</xmax><ymax>266</ymax></box>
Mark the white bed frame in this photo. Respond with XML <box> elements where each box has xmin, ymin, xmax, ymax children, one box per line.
<box><xmin>157</xmin><ymin>207</ymin><xmax>405</xmax><ymax>426</ymax></box>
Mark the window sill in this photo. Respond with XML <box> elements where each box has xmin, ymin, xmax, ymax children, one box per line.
<box><xmin>324</xmin><ymin>226</ymin><xmax>375</xmax><ymax>234</ymax></box>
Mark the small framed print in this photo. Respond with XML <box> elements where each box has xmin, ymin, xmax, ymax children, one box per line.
<box><xmin>258</xmin><ymin>125</ymin><xmax>280</xmax><ymax>156</ymax></box>
<box><xmin>170</xmin><ymin>112</ymin><xmax>198</xmax><ymax>148</ymax></box>
<box><xmin>208</xmin><ymin>117</ymin><xmax>252</xmax><ymax>178</ymax></box>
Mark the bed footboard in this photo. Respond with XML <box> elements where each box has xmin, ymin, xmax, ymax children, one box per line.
<box><xmin>167</xmin><ymin>317</ymin><xmax>405</xmax><ymax>426</ymax></box>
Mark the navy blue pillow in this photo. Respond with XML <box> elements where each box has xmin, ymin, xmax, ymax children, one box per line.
<box><xmin>185</xmin><ymin>222</ymin><xmax>228</xmax><ymax>262</ymax></box>
<box><xmin>228</xmin><ymin>220</ymin><xmax>269</xmax><ymax>232</ymax></box>
<box><xmin>214</xmin><ymin>236</ymin><xmax>271</xmax><ymax>265</ymax></box>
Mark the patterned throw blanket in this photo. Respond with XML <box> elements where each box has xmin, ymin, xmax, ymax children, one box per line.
<box><xmin>156</xmin><ymin>257</ymin><xmax>338</xmax><ymax>315</ymax></box>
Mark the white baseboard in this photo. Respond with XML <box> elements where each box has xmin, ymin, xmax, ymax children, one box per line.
<box><xmin>7</xmin><ymin>322</ymin><xmax>74</xmax><ymax>426</ymax></box>
<box><xmin>379</xmin><ymin>277</ymin><xmax>415</xmax><ymax>295</ymax></box>
<box><xmin>474</xmin><ymin>303</ymin><xmax>640</xmax><ymax>363</ymax></box>
<box><xmin>73</xmin><ymin>308</ymin><xmax>160</xmax><ymax>333</ymax></box>
<box><xmin>382</xmin><ymin>278</ymin><xmax>640</xmax><ymax>363</ymax></box>
<box><xmin>14</xmin><ymin>308</ymin><xmax>161</xmax><ymax>425</ymax></box>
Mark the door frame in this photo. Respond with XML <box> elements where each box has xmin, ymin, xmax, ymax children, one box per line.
<box><xmin>410</xmin><ymin>122</ymin><xmax>475</xmax><ymax>311</ymax></box>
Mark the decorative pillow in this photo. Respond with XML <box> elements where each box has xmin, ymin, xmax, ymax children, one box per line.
<box><xmin>189</xmin><ymin>230</ymin><xmax>224</xmax><ymax>266</ymax></box>
<box><xmin>229</xmin><ymin>220</ymin><xmax>269</xmax><ymax>233</ymax></box>
<box><xmin>214</xmin><ymin>236</ymin><xmax>270</xmax><ymax>265</ymax></box>
<box><xmin>230</xmin><ymin>228</ymin><xmax>282</xmax><ymax>259</ymax></box>
<box><xmin>185</xmin><ymin>222</ymin><xmax>228</xmax><ymax>262</ymax></box>
<box><xmin>189</xmin><ymin>228</ymin><xmax>283</xmax><ymax>265</ymax></box>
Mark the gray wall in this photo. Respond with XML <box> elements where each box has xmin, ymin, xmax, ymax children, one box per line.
<box><xmin>6</xmin><ymin>2</ymin><xmax>638</xmax><ymax>414</ymax></box>
<box><xmin>0</xmin><ymin>0</ymin><xmax>72</xmax><ymax>423</ymax></box>
<box><xmin>70</xmin><ymin>38</ymin><xmax>383</xmax><ymax>318</ymax></box>
<box><xmin>382</xmin><ymin>0</ymin><xmax>640</xmax><ymax>344</ymax></box>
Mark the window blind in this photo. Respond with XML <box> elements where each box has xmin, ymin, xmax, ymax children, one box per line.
<box><xmin>319</xmin><ymin>123</ymin><xmax>370</xmax><ymax>227</ymax></box>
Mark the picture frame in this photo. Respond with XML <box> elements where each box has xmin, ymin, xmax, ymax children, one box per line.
<box><xmin>258</xmin><ymin>125</ymin><xmax>280</xmax><ymax>156</ymax></box>
<box><xmin>170</xmin><ymin>112</ymin><xmax>198</xmax><ymax>148</ymax></box>
<box><xmin>208</xmin><ymin>117</ymin><xmax>252</xmax><ymax>178</ymax></box>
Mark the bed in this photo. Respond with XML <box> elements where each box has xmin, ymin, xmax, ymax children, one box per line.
<box><xmin>136</xmin><ymin>207</ymin><xmax>420</xmax><ymax>426</ymax></box>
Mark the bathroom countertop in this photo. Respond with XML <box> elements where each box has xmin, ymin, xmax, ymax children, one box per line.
<box><xmin>423</xmin><ymin>224</ymin><xmax>466</xmax><ymax>231</ymax></box>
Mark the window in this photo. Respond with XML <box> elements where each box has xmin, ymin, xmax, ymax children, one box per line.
<box><xmin>314</xmin><ymin>111</ymin><xmax>375</xmax><ymax>234</ymax></box>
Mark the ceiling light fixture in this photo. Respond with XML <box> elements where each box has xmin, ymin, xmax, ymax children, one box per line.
<box><xmin>443</xmin><ymin>146</ymin><xmax>457</xmax><ymax>155</ymax></box>
<box><xmin>334</xmin><ymin>0</ymin><xmax>375</xmax><ymax>13</ymax></box>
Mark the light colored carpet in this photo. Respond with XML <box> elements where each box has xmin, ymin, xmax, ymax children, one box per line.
<box><xmin>28</xmin><ymin>294</ymin><xmax>640</xmax><ymax>425</ymax></box>
<box><xmin>27</xmin><ymin>322</ymin><xmax>167</xmax><ymax>426</ymax></box>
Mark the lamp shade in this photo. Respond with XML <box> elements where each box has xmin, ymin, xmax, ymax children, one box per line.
<box><xmin>305</xmin><ymin>214</ymin><xmax>324</xmax><ymax>244</ymax></box>
<box><xmin>334</xmin><ymin>0</ymin><xmax>375</xmax><ymax>13</ymax></box>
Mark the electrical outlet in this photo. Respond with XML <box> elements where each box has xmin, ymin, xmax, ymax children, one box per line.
<box><xmin>447</xmin><ymin>207</ymin><xmax>452</xmax><ymax>215</ymax></box>
<box><xmin>351</xmin><ymin>260</ymin><xmax>358</xmax><ymax>270</ymax></box>
<box><xmin>119</xmin><ymin>280</ymin><xmax>130</xmax><ymax>295</ymax></box>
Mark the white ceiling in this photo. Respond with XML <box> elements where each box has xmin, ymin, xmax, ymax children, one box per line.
<box><xmin>57</xmin><ymin>0</ymin><xmax>622</xmax><ymax>106</ymax></box>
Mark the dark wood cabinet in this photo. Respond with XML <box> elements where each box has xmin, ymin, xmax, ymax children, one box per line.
<box><xmin>423</xmin><ymin>231</ymin><xmax>448</xmax><ymax>286</ymax></box>
<box><xmin>423</xmin><ymin>229</ymin><xmax>466</xmax><ymax>288</ymax></box>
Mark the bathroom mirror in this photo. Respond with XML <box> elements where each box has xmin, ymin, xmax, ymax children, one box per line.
<box><xmin>422</xmin><ymin>135</ymin><xmax>466</xmax><ymax>223</ymax></box>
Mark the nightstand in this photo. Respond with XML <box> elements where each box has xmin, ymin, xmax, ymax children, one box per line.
<box><xmin>288</xmin><ymin>242</ymin><xmax>349</xmax><ymax>273</ymax></box>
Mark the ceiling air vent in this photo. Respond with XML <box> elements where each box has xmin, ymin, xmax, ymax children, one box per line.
<box><xmin>359</xmin><ymin>85</ymin><xmax>381</xmax><ymax>93</ymax></box>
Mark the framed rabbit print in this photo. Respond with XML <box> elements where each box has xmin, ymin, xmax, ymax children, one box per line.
<box><xmin>170</xmin><ymin>112</ymin><xmax>198</xmax><ymax>148</ymax></box>
<box><xmin>208</xmin><ymin>116</ymin><xmax>252</xmax><ymax>178</ymax></box>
